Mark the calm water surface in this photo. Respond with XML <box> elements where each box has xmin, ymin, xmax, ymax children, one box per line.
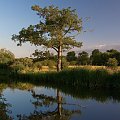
<box><xmin>1</xmin><ymin>83</ymin><xmax>120</xmax><ymax>120</ymax></box>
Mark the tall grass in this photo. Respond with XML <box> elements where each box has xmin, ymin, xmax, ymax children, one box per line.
<box><xmin>9</xmin><ymin>68</ymin><xmax>120</xmax><ymax>89</ymax></box>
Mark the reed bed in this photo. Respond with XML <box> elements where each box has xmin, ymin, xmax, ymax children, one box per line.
<box><xmin>9</xmin><ymin>67</ymin><xmax>120</xmax><ymax>89</ymax></box>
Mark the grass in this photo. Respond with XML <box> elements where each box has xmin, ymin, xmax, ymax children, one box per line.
<box><xmin>7</xmin><ymin>67</ymin><xmax>120</xmax><ymax>89</ymax></box>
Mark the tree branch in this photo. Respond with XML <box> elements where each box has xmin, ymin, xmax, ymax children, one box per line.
<box><xmin>52</xmin><ymin>47</ymin><xmax>58</xmax><ymax>52</ymax></box>
<box><xmin>63</xmin><ymin>25</ymin><xmax>72</xmax><ymax>37</ymax></box>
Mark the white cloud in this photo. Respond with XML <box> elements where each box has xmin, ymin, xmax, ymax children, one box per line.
<box><xmin>95</xmin><ymin>44</ymin><xmax>106</xmax><ymax>49</ymax></box>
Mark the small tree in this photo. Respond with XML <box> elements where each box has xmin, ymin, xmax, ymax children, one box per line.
<box><xmin>47</xmin><ymin>60</ymin><xmax>56</xmax><ymax>70</ymax></box>
<box><xmin>107</xmin><ymin>58</ymin><xmax>118</xmax><ymax>68</ymax></box>
<box><xmin>66</xmin><ymin>51</ymin><xmax>76</xmax><ymax>62</ymax></box>
<box><xmin>12</xmin><ymin>5</ymin><xmax>82</xmax><ymax>71</ymax></box>
<box><xmin>34</xmin><ymin>62</ymin><xmax>42</xmax><ymax>71</ymax></box>
<box><xmin>61</xmin><ymin>57</ymin><xmax>69</xmax><ymax>70</ymax></box>
<box><xmin>77</xmin><ymin>51</ymin><xmax>90</xmax><ymax>65</ymax></box>
<box><xmin>0</xmin><ymin>49</ymin><xmax>15</xmax><ymax>64</ymax></box>
<box><xmin>90</xmin><ymin>49</ymin><xmax>102</xmax><ymax>65</ymax></box>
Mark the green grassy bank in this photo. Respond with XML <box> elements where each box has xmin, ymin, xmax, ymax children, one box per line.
<box><xmin>8</xmin><ymin>68</ymin><xmax>120</xmax><ymax>89</ymax></box>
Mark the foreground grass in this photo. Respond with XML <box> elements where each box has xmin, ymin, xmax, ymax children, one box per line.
<box><xmin>8</xmin><ymin>67</ymin><xmax>120</xmax><ymax>89</ymax></box>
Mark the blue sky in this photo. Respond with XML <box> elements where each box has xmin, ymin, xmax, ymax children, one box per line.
<box><xmin>0</xmin><ymin>0</ymin><xmax>120</xmax><ymax>57</ymax></box>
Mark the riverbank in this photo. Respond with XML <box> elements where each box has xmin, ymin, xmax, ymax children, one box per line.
<box><xmin>8</xmin><ymin>67</ymin><xmax>120</xmax><ymax>89</ymax></box>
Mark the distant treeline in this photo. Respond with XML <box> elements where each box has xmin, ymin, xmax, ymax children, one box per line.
<box><xmin>0</xmin><ymin>48</ymin><xmax>120</xmax><ymax>72</ymax></box>
<box><xmin>66</xmin><ymin>49</ymin><xmax>120</xmax><ymax>66</ymax></box>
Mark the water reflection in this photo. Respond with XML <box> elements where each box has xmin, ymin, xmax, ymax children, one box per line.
<box><xmin>17</xmin><ymin>89</ymin><xmax>80</xmax><ymax>120</ymax></box>
<box><xmin>1</xmin><ymin>82</ymin><xmax>120</xmax><ymax>120</ymax></box>
<box><xmin>0</xmin><ymin>93</ymin><xmax>12</xmax><ymax>120</ymax></box>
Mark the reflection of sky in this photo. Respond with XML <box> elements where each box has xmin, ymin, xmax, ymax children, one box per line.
<box><xmin>3</xmin><ymin>88</ymin><xmax>35</xmax><ymax>119</ymax></box>
<box><xmin>0</xmin><ymin>0</ymin><xmax>120</xmax><ymax>57</ymax></box>
<box><xmin>2</xmin><ymin>86</ymin><xmax>120</xmax><ymax>120</ymax></box>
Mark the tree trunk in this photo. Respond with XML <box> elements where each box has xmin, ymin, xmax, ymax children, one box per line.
<box><xmin>57</xmin><ymin>45</ymin><xmax>62</xmax><ymax>72</ymax></box>
<box><xmin>57</xmin><ymin>89</ymin><xmax>62</xmax><ymax>116</ymax></box>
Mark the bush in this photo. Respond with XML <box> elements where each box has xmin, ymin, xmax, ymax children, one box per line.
<box><xmin>107</xmin><ymin>58</ymin><xmax>118</xmax><ymax>68</ymax></box>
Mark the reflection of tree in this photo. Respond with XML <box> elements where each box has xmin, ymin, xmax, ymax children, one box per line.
<box><xmin>17</xmin><ymin>89</ymin><xmax>81</xmax><ymax>120</ymax></box>
<box><xmin>0</xmin><ymin>94</ymin><xmax>12</xmax><ymax>120</ymax></box>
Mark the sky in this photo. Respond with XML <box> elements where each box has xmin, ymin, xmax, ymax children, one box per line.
<box><xmin>0</xmin><ymin>0</ymin><xmax>120</xmax><ymax>57</ymax></box>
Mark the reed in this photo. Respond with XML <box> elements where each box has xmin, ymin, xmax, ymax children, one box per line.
<box><xmin>8</xmin><ymin>67</ymin><xmax>120</xmax><ymax>89</ymax></box>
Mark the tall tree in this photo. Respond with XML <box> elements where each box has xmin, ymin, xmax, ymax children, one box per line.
<box><xmin>12</xmin><ymin>5</ymin><xmax>82</xmax><ymax>71</ymax></box>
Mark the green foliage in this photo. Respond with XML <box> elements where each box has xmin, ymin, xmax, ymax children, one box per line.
<box><xmin>90</xmin><ymin>49</ymin><xmax>102</xmax><ymax>65</ymax></box>
<box><xmin>33</xmin><ymin>62</ymin><xmax>42</xmax><ymax>70</ymax></box>
<box><xmin>32</xmin><ymin>50</ymin><xmax>54</xmax><ymax>61</ymax></box>
<box><xmin>107</xmin><ymin>49</ymin><xmax>120</xmax><ymax>65</ymax></box>
<box><xmin>0</xmin><ymin>95</ymin><xmax>12</xmax><ymax>120</ymax></box>
<box><xmin>10</xmin><ymin>57</ymin><xmax>33</xmax><ymax>72</ymax></box>
<box><xmin>47</xmin><ymin>60</ymin><xmax>56</xmax><ymax>69</ymax></box>
<box><xmin>12</xmin><ymin>5</ymin><xmax>83</xmax><ymax>71</ymax></box>
<box><xmin>100</xmin><ymin>52</ymin><xmax>109</xmax><ymax>66</ymax></box>
<box><xmin>66</xmin><ymin>51</ymin><xmax>77</xmax><ymax>62</ymax></box>
<box><xmin>10</xmin><ymin>68</ymin><xmax>120</xmax><ymax>89</ymax></box>
<box><xmin>62</xmin><ymin>57</ymin><xmax>69</xmax><ymax>69</ymax></box>
<box><xmin>77</xmin><ymin>51</ymin><xmax>90</xmax><ymax>65</ymax></box>
<box><xmin>107</xmin><ymin>58</ymin><xmax>118</xmax><ymax>67</ymax></box>
<box><xmin>90</xmin><ymin>49</ymin><xmax>120</xmax><ymax>66</ymax></box>
<box><xmin>69</xmin><ymin>61</ymin><xmax>77</xmax><ymax>65</ymax></box>
<box><xmin>0</xmin><ymin>48</ymin><xmax>15</xmax><ymax>65</ymax></box>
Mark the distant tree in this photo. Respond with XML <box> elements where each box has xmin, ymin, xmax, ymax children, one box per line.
<box><xmin>20</xmin><ymin>57</ymin><xmax>33</xmax><ymax>67</ymax></box>
<box><xmin>10</xmin><ymin>62</ymin><xmax>25</xmax><ymax>72</ymax></box>
<box><xmin>10</xmin><ymin>57</ymin><xmax>33</xmax><ymax>72</ymax></box>
<box><xmin>90</xmin><ymin>49</ymin><xmax>102</xmax><ymax>65</ymax></box>
<box><xmin>66</xmin><ymin>51</ymin><xmax>77</xmax><ymax>62</ymax></box>
<box><xmin>12</xmin><ymin>5</ymin><xmax>82</xmax><ymax>71</ymax></box>
<box><xmin>33</xmin><ymin>62</ymin><xmax>42</xmax><ymax>71</ymax></box>
<box><xmin>77</xmin><ymin>51</ymin><xmax>90</xmax><ymax>65</ymax></box>
<box><xmin>107</xmin><ymin>58</ymin><xmax>118</xmax><ymax>68</ymax></box>
<box><xmin>48</xmin><ymin>60</ymin><xmax>56</xmax><ymax>69</ymax></box>
<box><xmin>100</xmin><ymin>52</ymin><xmax>109</xmax><ymax>66</ymax></box>
<box><xmin>107</xmin><ymin>49</ymin><xmax>120</xmax><ymax>65</ymax></box>
<box><xmin>106</xmin><ymin>49</ymin><xmax>118</xmax><ymax>54</ymax></box>
<box><xmin>62</xmin><ymin>57</ymin><xmax>69</xmax><ymax>69</ymax></box>
<box><xmin>113</xmin><ymin>52</ymin><xmax>120</xmax><ymax>65</ymax></box>
<box><xmin>0</xmin><ymin>48</ymin><xmax>15</xmax><ymax>65</ymax></box>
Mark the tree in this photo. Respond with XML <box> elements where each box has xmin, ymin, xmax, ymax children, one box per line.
<box><xmin>33</xmin><ymin>62</ymin><xmax>42</xmax><ymax>71</ymax></box>
<box><xmin>107</xmin><ymin>49</ymin><xmax>120</xmax><ymax>65</ymax></box>
<box><xmin>61</xmin><ymin>57</ymin><xmax>69</xmax><ymax>69</ymax></box>
<box><xmin>0</xmin><ymin>48</ymin><xmax>15</xmax><ymax>65</ymax></box>
<box><xmin>66</xmin><ymin>51</ymin><xmax>76</xmax><ymax>62</ymax></box>
<box><xmin>17</xmin><ymin>89</ymin><xmax>80</xmax><ymax>120</ymax></box>
<box><xmin>10</xmin><ymin>57</ymin><xmax>33</xmax><ymax>72</ymax></box>
<box><xmin>12</xmin><ymin>5</ymin><xmax>82</xmax><ymax>71</ymax></box>
<box><xmin>100</xmin><ymin>52</ymin><xmax>109</xmax><ymax>66</ymax></box>
<box><xmin>77</xmin><ymin>51</ymin><xmax>90</xmax><ymax>65</ymax></box>
<box><xmin>107</xmin><ymin>58</ymin><xmax>118</xmax><ymax>68</ymax></box>
<box><xmin>90</xmin><ymin>49</ymin><xmax>102</xmax><ymax>65</ymax></box>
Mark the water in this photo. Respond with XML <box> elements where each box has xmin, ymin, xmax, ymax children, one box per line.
<box><xmin>1</xmin><ymin>83</ymin><xmax>120</xmax><ymax>120</ymax></box>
